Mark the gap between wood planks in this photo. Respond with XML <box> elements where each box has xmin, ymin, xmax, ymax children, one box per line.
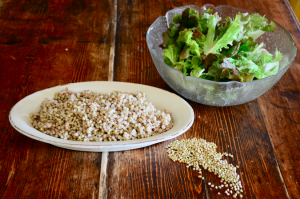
<box><xmin>99</xmin><ymin>0</ymin><xmax>117</xmax><ymax>199</ymax></box>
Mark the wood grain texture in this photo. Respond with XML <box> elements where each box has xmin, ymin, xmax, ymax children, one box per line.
<box><xmin>99</xmin><ymin>152</ymin><xmax>109</xmax><ymax>199</ymax></box>
<box><xmin>113</xmin><ymin>0</ymin><xmax>167</xmax><ymax>87</ymax></box>
<box><xmin>107</xmin><ymin>0</ymin><xmax>117</xmax><ymax>82</ymax></box>
<box><xmin>108</xmin><ymin>0</ymin><xmax>300</xmax><ymax>198</ymax></box>
<box><xmin>232</xmin><ymin>0</ymin><xmax>300</xmax><ymax>197</ymax></box>
<box><xmin>1</xmin><ymin>0</ymin><xmax>300</xmax><ymax>198</ymax></box>
<box><xmin>0</xmin><ymin>0</ymin><xmax>112</xmax><ymax>198</ymax></box>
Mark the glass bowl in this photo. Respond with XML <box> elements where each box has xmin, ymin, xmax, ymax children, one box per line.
<box><xmin>146</xmin><ymin>4</ymin><xmax>297</xmax><ymax>106</ymax></box>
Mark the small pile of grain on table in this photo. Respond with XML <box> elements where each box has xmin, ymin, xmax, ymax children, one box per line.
<box><xmin>167</xmin><ymin>138</ymin><xmax>244</xmax><ymax>198</ymax></box>
<box><xmin>30</xmin><ymin>88</ymin><xmax>173</xmax><ymax>142</ymax></box>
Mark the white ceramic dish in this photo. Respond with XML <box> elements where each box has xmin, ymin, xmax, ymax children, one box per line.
<box><xmin>9</xmin><ymin>81</ymin><xmax>194</xmax><ymax>152</ymax></box>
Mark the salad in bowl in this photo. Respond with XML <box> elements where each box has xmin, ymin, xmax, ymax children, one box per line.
<box><xmin>146</xmin><ymin>4</ymin><xmax>297</xmax><ymax>106</ymax></box>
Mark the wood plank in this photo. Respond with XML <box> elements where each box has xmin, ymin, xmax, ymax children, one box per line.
<box><xmin>113</xmin><ymin>0</ymin><xmax>167</xmax><ymax>87</ymax></box>
<box><xmin>221</xmin><ymin>1</ymin><xmax>300</xmax><ymax>197</ymax></box>
<box><xmin>0</xmin><ymin>0</ymin><xmax>112</xmax><ymax>198</ymax></box>
<box><xmin>107</xmin><ymin>0</ymin><xmax>117</xmax><ymax>82</ymax></box>
<box><xmin>231</xmin><ymin>0</ymin><xmax>300</xmax><ymax>197</ymax></box>
<box><xmin>108</xmin><ymin>0</ymin><xmax>299</xmax><ymax>198</ymax></box>
<box><xmin>99</xmin><ymin>152</ymin><xmax>109</xmax><ymax>199</ymax></box>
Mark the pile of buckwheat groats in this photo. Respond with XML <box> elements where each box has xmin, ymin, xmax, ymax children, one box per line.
<box><xmin>166</xmin><ymin>138</ymin><xmax>243</xmax><ymax>198</ymax></box>
<box><xmin>30</xmin><ymin>88</ymin><xmax>173</xmax><ymax>142</ymax></box>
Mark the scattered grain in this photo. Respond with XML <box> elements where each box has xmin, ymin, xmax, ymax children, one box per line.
<box><xmin>166</xmin><ymin>138</ymin><xmax>243</xmax><ymax>197</ymax></box>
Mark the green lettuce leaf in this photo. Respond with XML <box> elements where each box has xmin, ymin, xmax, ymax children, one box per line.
<box><xmin>202</xmin><ymin>12</ymin><xmax>222</xmax><ymax>55</ymax></box>
<box><xmin>162</xmin><ymin>44</ymin><xmax>180</xmax><ymax>64</ymax></box>
<box><xmin>173</xmin><ymin>59</ymin><xmax>193</xmax><ymax>76</ymax></box>
<box><xmin>192</xmin><ymin>29</ymin><xmax>205</xmax><ymax>47</ymax></box>
<box><xmin>159</xmin><ymin>32</ymin><xmax>177</xmax><ymax>49</ymax></box>
<box><xmin>197</xmin><ymin>12</ymin><xmax>210</xmax><ymax>33</ymax></box>
<box><xmin>256</xmin><ymin>49</ymin><xmax>282</xmax><ymax>78</ymax></box>
<box><xmin>177</xmin><ymin>28</ymin><xmax>193</xmax><ymax>44</ymax></box>
<box><xmin>179</xmin><ymin>45</ymin><xmax>191</xmax><ymax>59</ymax></box>
<box><xmin>203</xmin><ymin>12</ymin><xmax>246</xmax><ymax>55</ymax></box>
<box><xmin>177</xmin><ymin>28</ymin><xmax>202</xmax><ymax>55</ymax></box>
<box><xmin>191</xmin><ymin>56</ymin><xmax>202</xmax><ymax>65</ymax></box>
<box><xmin>226</xmin><ymin>56</ymin><xmax>260</xmax><ymax>81</ymax></box>
<box><xmin>168</xmin><ymin>23</ymin><xmax>180</xmax><ymax>37</ymax></box>
<box><xmin>245</xmin><ymin>13</ymin><xmax>276</xmax><ymax>39</ymax></box>
<box><xmin>190</xmin><ymin>66</ymin><xmax>205</xmax><ymax>77</ymax></box>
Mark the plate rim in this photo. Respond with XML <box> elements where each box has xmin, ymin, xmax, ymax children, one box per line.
<box><xmin>9</xmin><ymin>81</ymin><xmax>194</xmax><ymax>150</ymax></box>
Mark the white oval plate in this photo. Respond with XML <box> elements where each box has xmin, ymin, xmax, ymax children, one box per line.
<box><xmin>9</xmin><ymin>81</ymin><xmax>194</xmax><ymax>152</ymax></box>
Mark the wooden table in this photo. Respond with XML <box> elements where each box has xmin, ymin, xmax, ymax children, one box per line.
<box><xmin>1</xmin><ymin>0</ymin><xmax>299</xmax><ymax>198</ymax></box>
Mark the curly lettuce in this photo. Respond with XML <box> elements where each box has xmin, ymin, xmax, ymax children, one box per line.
<box><xmin>160</xmin><ymin>7</ymin><xmax>281</xmax><ymax>82</ymax></box>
